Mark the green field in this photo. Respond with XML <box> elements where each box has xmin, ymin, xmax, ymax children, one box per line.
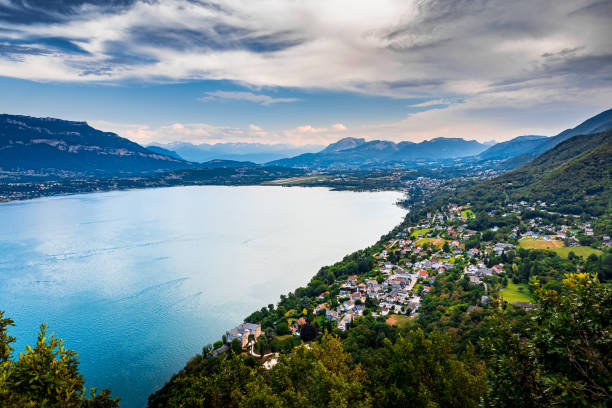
<box><xmin>410</xmin><ymin>227</ymin><xmax>444</xmax><ymax>239</ymax></box>
<box><xmin>500</xmin><ymin>282</ymin><xmax>533</xmax><ymax>304</ymax></box>
<box><xmin>549</xmin><ymin>246</ymin><xmax>602</xmax><ymax>258</ymax></box>
<box><xmin>519</xmin><ymin>239</ymin><xmax>602</xmax><ymax>259</ymax></box>
<box><xmin>415</xmin><ymin>237</ymin><xmax>447</xmax><ymax>248</ymax></box>
<box><xmin>410</xmin><ymin>228</ymin><xmax>433</xmax><ymax>238</ymax></box>
<box><xmin>461</xmin><ymin>209</ymin><xmax>475</xmax><ymax>219</ymax></box>
<box><xmin>386</xmin><ymin>314</ymin><xmax>413</xmax><ymax>328</ymax></box>
<box><xmin>519</xmin><ymin>238</ymin><xmax>564</xmax><ymax>249</ymax></box>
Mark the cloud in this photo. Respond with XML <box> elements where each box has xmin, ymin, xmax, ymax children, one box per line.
<box><xmin>249</xmin><ymin>123</ymin><xmax>267</xmax><ymax>137</ymax></box>
<box><xmin>0</xmin><ymin>0</ymin><xmax>608</xmax><ymax>99</ymax></box>
<box><xmin>294</xmin><ymin>125</ymin><xmax>327</xmax><ymax>134</ymax></box>
<box><xmin>1</xmin><ymin>0</ymin><xmax>610</xmax><ymax>143</ymax></box>
<box><xmin>337</xmin><ymin>86</ymin><xmax>612</xmax><ymax>143</ymax></box>
<box><xmin>89</xmin><ymin>120</ymin><xmax>228</xmax><ymax>144</ymax></box>
<box><xmin>199</xmin><ymin>90</ymin><xmax>298</xmax><ymax>105</ymax></box>
<box><xmin>278</xmin><ymin>123</ymin><xmax>352</xmax><ymax>144</ymax></box>
<box><xmin>89</xmin><ymin>119</ymin><xmax>356</xmax><ymax>146</ymax></box>
<box><xmin>409</xmin><ymin>98</ymin><xmax>455</xmax><ymax>108</ymax></box>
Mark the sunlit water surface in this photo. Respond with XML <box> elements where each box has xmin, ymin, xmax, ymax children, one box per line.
<box><xmin>0</xmin><ymin>186</ymin><xmax>405</xmax><ymax>407</ymax></box>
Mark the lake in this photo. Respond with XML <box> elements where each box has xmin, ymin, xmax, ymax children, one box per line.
<box><xmin>0</xmin><ymin>186</ymin><xmax>405</xmax><ymax>407</ymax></box>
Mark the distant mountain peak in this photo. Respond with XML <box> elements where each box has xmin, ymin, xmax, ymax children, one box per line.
<box><xmin>321</xmin><ymin>137</ymin><xmax>367</xmax><ymax>153</ymax></box>
<box><xmin>428</xmin><ymin>137</ymin><xmax>463</xmax><ymax>142</ymax></box>
<box><xmin>269</xmin><ymin>136</ymin><xmax>488</xmax><ymax>169</ymax></box>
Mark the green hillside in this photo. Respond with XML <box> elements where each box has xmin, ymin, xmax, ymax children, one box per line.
<box><xmin>450</xmin><ymin>131</ymin><xmax>612</xmax><ymax>216</ymax></box>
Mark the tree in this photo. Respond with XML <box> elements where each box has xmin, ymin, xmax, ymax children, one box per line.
<box><xmin>483</xmin><ymin>273</ymin><xmax>611</xmax><ymax>407</ymax></box>
<box><xmin>0</xmin><ymin>315</ymin><xmax>119</xmax><ymax>407</ymax></box>
<box><xmin>601</xmin><ymin>253</ymin><xmax>612</xmax><ymax>281</ymax></box>
<box><xmin>260</xmin><ymin>334</ymin><xmax>371</xmax><ymax>408</ymax></box>
<box><xmin>343</xmin><ymin>324</ymin><xmax>486</xmax><ymax>408</ymax></box>
<box><xmin>0</xmin><ymin>311</ymin><xmax>14</xmax><ymax>365</ymax></box>
<box><xmin>300</xmin><ymin>324</ymin><xmax>318</xmax><ymax>342</ymax></box>
<box><xmin>276</xmin><ymin>321</ymin><xmax>290</xmax><ymax>335</ymax></box>
<box><xmin>531</xmin><ymin>273</ymin><xmax>611</xmax><ymax>405</ymax></box>
<box><xmin>231</xmin><ymin>338</ymin><xmax>242</xmax><ymax>354</ymax></box>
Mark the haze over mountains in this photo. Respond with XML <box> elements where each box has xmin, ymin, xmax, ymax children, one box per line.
<box><xmin>147</xmin><ymin>142</ymin><xmax>324</xmax><ymax>164</ymax></box>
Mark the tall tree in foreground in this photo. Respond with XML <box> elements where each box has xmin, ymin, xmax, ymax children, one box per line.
<box><xmin>483</xmin><ymin>273</ymin><xmax>611</xmax><ymax>407</ymax></box>
<box><xmin>0</xmin><ymin>313</ymin><xmax>119</xmax><ymax>407</ymax></box>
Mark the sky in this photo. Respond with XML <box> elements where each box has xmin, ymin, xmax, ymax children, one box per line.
<box><xmin>0</xmin><ymin>0</ymin><xmax>610</xmax><ymax>146</ymax></box>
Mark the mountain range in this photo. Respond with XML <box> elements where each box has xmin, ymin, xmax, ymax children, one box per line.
<box><xmin>0</xmin><ymin>115</ymin><xmax>193</xmax><ymax>175</ymax></box>
<box><xmin>147</xmin><ymin>142</ymin><xmax>324</xmax><ymax>164</ymax></box>
<box><xmin>268</xmin><ymin>137</ymin><xmax>489</xmax><ymax>169</ymax></box>
<box><xmin>1</xmin><ymin>109</ymin><xmax>610</xmax><ymax>176</ymax></box>
<box><xmin>0</xmin><ymin>115</ymin><xmax>263</xmax><ymax>176</ymax></box>
<box><xmin>269</xmin><ymin>109</ymin><xmax>612</xmax><ymax>169</ymax></box>
<box><xmin>477</xmin><ymin>108</ymin><xmax>612</xmax><ymax>161</ymax></box>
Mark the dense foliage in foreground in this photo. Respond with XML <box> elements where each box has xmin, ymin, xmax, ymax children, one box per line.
<box><xmin>148</xmin><ymin>273</ymin><xmax>611</xmax><ymax>407</ymax></box>
<box><xmin>0</xmin><ymin>316</ymin><xmax>119</xmax><ymax>407</ymax></box>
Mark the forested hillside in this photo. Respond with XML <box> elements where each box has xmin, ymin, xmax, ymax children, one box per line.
<box><xmin>443</xmin><ymin>131</ymin><xmax>612</xmax><ymax>216</ymax></box>
<box><xmin>147</xmin><ymin>270</ymin><xmax>610</xmax><ymax>408</ymax></box>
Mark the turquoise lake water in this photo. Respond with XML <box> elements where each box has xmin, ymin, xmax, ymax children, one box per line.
<box><xmin>0</xmin><ymin>186</ymin><xmax>405</xmax><ymax>407</ymax></box>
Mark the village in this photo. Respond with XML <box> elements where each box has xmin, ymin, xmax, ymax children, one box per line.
<box><xmin>214</xmin><ymin>199</ymin><xmax>608</xmax><ymax>368</ymax></box>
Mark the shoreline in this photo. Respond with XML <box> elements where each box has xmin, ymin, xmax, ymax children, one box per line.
<box><xmin>0</xmin><ymin>180</ymin><xmax>407</xmax><ymax>206</ymax></box>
